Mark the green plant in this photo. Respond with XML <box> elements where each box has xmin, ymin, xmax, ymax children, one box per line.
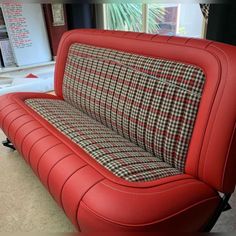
<box><xmin>148</xmin><ymin>4</ymin><xmax>166</xmax><ymax>33</ymax></box>
<box><xmin>106</xmin><ymin>4</ymin><xmax>165</xmax><ymax>33</ymax></box>
<box><xmin>178</xmin><ymin>26</ymin><xmax>187</xmax><ymax>35</ymax></box>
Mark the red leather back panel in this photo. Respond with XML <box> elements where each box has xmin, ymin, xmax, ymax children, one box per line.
<box><xmin>55</xmin><ymin>30</ymin><xmax>236</xmax><ymax>193</ymax></box>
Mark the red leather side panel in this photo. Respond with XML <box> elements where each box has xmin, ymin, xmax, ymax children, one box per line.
<box><xmin>8</xmin><ymin>115</ymin><xmax>34</xmax><ymax>143</ymax></box>
<box><xmin>61</xmin><ymin>166</ymin><xmax>104</xmax><ymax>228</ymax></box>
<box><xmin>48</xmin><ymin>154</ymin><xmax>87</xmax><ymax>206</ymax></box>
<box><xmin>196</xmin><ymin>43</ymin><xmax>236</xmax><ymax>193</ymax></box>
<box><xmin>78</xmin><ymin>196</ymin><xmax>219</xmax><ymax>232</ymax></box>
<box><xmin>2</xmin><ymin>109</ymin><xmax>27</xmax><ymax>137</ymax></box>
<box><xmin>29</xmin><ymin>136</ymin><xmax>61</xmax><ymax>173</ymax></box>
<box><xmin>37</xmin><ymin>143</ymin><xmax>73</xmax><ymax>186</ymax></box>
<box><xmin>78</xmin><ymin>178</ymin><xmax>219</xmax><ymax>231</ymax></box>
<box><xmin>81</xmin><ymin>179</ymin><xmax>217</xmax><ymax>225</ymax></box>
<box><xmin>21</xmin><ymin>128</ymin><xmax>50</xmax><ymax>162</ymax></box>
<box><xmin>14</xmin><ymin>121</ymin><xmax>44</xmax><ymax>159</ymax></box>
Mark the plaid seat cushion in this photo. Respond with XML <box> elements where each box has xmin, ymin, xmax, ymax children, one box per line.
<box><xmin>25</xmin><ymin>99</ymin><xmax>181</xmax><ymax>182</ymax></box>
<box><xmin>62</xmin><ymin>43</ymin><xmax>205</xmax><ymax>171</ymax></box>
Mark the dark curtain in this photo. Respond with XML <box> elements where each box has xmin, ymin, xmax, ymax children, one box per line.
<box><xmin>206</xmin><ymin>4</ymin><xmax>236</xmax><ymax>46</ymax></box>
<box><xmin>66</xmin><ymin>4</ymin><xmax>96</xmax><ymax>29</ymax></box>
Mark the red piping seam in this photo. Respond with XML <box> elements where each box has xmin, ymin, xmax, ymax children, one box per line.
<box><xmin>13</xmin><ymin>119</ymin><xmax>35</xmax><ymax>144</ymax></box>
<box><xmin>41</xmin><ymin>152</ymin><xmax>74</xmax><ymax>187</ymax></box>
<box><xmin>35</xmin><ymin>142</ymin><xmax>62</xmax><ymax>175</ymax></box>
<box><xmin>71</xmin><ymin>30</ymin><xmax>211</xmax><ymax>49</ymax></box>
<box><xmin>166</xmin><ymin>36</ymin><xmax>173</xmax><ymax>42</ymax></box>
<box><xmin>55</xmin><ymin>30</ymin><xmax>77</xmax><ymax>98</ymax></box>
<box><xmin>150</xmin><ymin>35</ymin><xmax>158</xmax><ymax>40</ymax></box>
<box><xmin>6</xmin><ymin>114</ymin><xmax>29</xmax><ymax>137</ymax></box>
<box><xmin>184</xmin><ymin>38</ymin><xmax>192</xmax><ymax>44</ymax></box>
<box><xmin>59</xmin><ymin>164</ymin><xmax>88</xmax><ymax>210</ymax></box>
<box><xmin>199</xmin><ymin>44</ymin><xmax>228</xmax><ymax>186</ymax></box>
<box><xmin>1</xmin><ymin>108</ymin><xmax>22</xmax><ymax>129</ymax></box>
<box><xmin>221</xmin><ymin>122</ymin><xmax>236</xmax><ymax>192</ymax></box>
<box><xmin>27</xmin><ymin>134</ymin><xmax>53</xmax><ymax>165</ymax></box>
<box><xmin>20</xmin><ymin>127</ymin><xmax>46</xmax><ymax>157</ymax></box>
<box><xmin>46</xmin><ymin>153</ymin><xmax>75</xmax><ymax>190</ymax></box>
<box><xmin>76</xmin><ymin>178</ymin><xmax>105</xmax><ymax>231</ymax></box>
<box><xmin>136</xmin><ymin>33</ymin><xmax>145</xmax><ymax>38</ymax></box>
<box><xmin>101</xmin><ymin>179</ymin><xmax>218</xmax><ymax>195</ymax></box>
<box><xmin>204</xmin><ymin>41</ymin><xmax>214</xmax><ymax>49</ymax></box>
<box><xmin>195</xmin><ymin>43</ymin><xmax>223</xmax><ymax>181</ymax></box>
<box><xmin>0</xmin><ymin>102</ymin><xmax>15</xmax><ymax>112</ymax></box>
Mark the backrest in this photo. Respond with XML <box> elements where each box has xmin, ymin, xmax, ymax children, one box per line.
<box><xmin>55</xmin><ymin>29</ymin><xmax>236</xmax><ymax>193</ymax></box>
<box><xmin>62</xmin><ymin>43</ymin><xmax>205</xmax><ymax>173</ymax></box>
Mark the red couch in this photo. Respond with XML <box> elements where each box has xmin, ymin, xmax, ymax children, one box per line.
<box><xmin>0</xmin><ymin>29</ymin><xmax>236</xmax><ymax>232</ymax></box>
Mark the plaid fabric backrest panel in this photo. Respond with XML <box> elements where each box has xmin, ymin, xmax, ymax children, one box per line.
<box><xmin>62</xmin><ymin>43</ymin><xmax>205</xmax><ymax>171</ymax></box>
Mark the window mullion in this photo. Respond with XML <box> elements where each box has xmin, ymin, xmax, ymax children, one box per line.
<box><xmin>142</xmin><ymin>4</ymin><xmax>148</xmax><ymax>33</ymax></box>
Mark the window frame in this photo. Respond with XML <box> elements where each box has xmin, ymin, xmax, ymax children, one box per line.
<box><xmin>100</xmin><ymin>3</ymin><xmax>207</xmax><ymax>38</ymax></box>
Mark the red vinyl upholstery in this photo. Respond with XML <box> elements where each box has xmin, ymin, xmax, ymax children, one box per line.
<box><xmin>0</xmin><ymin>29</ymin><xmax>235</xmax><ymax>231</ymax></box>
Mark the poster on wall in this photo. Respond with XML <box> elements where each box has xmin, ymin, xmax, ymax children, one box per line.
<box><xmin>1</xmin><ymin>3</ymin><xmax>52</xmax><ymax>66</ymax></box>
<box><xmin>0</xmin><ymin>39</ymin><xmax>16</xmax><ymax>67</ymax></box>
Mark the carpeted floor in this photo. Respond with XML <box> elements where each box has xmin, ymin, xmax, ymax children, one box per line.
<box><xmin>0</xmin><ymin>130</ymin><xmax>75</xmax><ymax>232</ymax></box>
<box><xmin>0</xmin><ymin>129</ymin><xmax>235</xmax><ymax>232</ymax></box>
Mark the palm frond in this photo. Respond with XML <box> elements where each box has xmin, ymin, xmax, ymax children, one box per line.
<box><xmin>106</xmin><ymin>4</ymin><xmax>166</xmax><ymax>33</ymax></box>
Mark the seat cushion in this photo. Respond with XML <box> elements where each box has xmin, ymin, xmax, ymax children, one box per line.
<box><xmin>25</xmin><ymin>98</ymin><xmax>181</xmax><ymax>182</ymax></box>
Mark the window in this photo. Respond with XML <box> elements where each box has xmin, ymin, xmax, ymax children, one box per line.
<box><xmin>104</xmin><ymin>3</ymin><xmax>205</xmax><ymax>38</ymax></box>
<box><xmin>104</xmin><ymin>4</ymin><xmax>143</xmax><ymax>32</ymax></box>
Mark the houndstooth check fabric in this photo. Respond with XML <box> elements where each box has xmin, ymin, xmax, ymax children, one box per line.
<box><xmin>61</xmin><ymin>43</ymin><xmax>205</xmax><ymax>172</ymax></box>
<box><xmin>25</xmin><ymin>99</ymin><xmax>181</xmax><ymax>182</ymax></box>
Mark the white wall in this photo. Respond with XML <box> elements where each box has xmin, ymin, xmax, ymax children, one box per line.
<box><xmin>177</xmin><ymin>4</ymin><xmax>204</xmax><ymax>38</ymax></box>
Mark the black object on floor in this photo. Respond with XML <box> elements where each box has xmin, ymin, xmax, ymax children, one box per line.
<box><xmin>2</xmin><ymin>138</ymin><xmax>15</xmax><ymax>150</ymax></box>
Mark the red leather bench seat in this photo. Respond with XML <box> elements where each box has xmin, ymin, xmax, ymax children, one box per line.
<box><xmin>0</xmin><ymin>29</ymin><xmax>235</xmax><ymax>231</ymax></box>
<box><xmin>0</xmin><ymin>92</ymin><xmax>220</xmax><ymax>231</ymax></box>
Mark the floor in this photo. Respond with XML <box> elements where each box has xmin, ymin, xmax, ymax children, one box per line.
<box><xmin>0</xmin><ymin>130</ymin><xmax>75</xmax><ymax>232</ymax></box>
<box><xmin>0</xmin><ymin>128</ymin><xmax>235</xmax><ymax>232</ymax></box>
